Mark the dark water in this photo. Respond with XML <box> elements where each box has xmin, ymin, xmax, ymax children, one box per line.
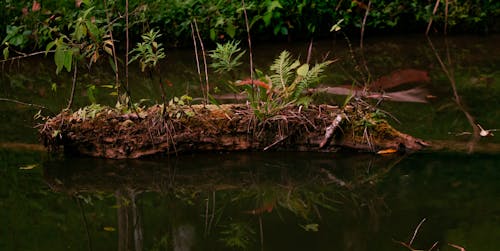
<box><xmin>1</xmin><ymin>35</ymin><xmax>500</xmax><ymax>250</ymax></box>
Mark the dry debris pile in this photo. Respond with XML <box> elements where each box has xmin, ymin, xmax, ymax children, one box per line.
<box><xmin>40</xmin><ymin>103</ymin><xmax>426</xmax><ymax>159</ymax></box>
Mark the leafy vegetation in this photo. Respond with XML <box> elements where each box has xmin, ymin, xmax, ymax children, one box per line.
<box><xmin>210</xmin><ymin>41</ymin><xmax>333</xmax><ymax>117</ymax></box>
<box><xmin>1</xmin><ymin>0</ymin><xmax>498</xmax><ymax>55</ymax></box>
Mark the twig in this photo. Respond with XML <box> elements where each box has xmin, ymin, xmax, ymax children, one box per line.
<box><xmin>191</xmin><ymin>22</ymin><xmax>205</xmax><ymax>101</ymax></box>
<box><xmin>66</xmin><ymin>60</ymin><xmax>78</xmax><ymax>110</ymax></box>
<box><xmin>204</xmin><ymin>194</ymin><xmax>209</xmax><ymax>235</ymax></box>
<box><xmin>429</xmin><ymin>241</ymin><xmax>439</xmax><ymax>251</ymax></box>
<box><xmin>448</xmin><ymin>243</ymin><xmax>466</xmax><ymax>251</ymax></box>
<box><xmin>207</xmin><ymin>191</ymin><xmax>216</xmax><ymax>234</ymax></box>
<box><xmin>360</xmin><ymin>0</ymin><xmax>371</xmax><ymax>49</ymax></box>
<box><xmin>0</xmin><ymin>50</ymin><xmax>55</xmax><ymax>63</ymax></box>
<box><xmin>103</xmin><ymin>0</ymin><xmax>121</xmax><ymax>99</ymax></box>
<box><xmin>259</xmin><ymin>215</ymin><xmax>264</xmax><ymax>251</ymax></box>
<box><xmin>263</xmin><ymin>135</ymin><xmax>288</xmax><ymax>151</ymax></box>
<box><xmin>0</xmin><ymin>98</ymin><xmax>47</xmax><ymax>109</ymax></box>
<box><xmin>306</xmin><ymin>38</ymin><xmax>314</xmax><ymax>65</ymax></box>
<box><xmin>358</xmin><ymin>1</ymin><xmax>372</xmax><ymax>85</ymax></box>
<box><xmin>427</xmin><ymin>37</ymin><xmax>480</xmax><ymax>152</ymax></box>
<box><xmin>241</xmin><ymin>0</ymin><xmax>256</xmax><ymax>102</ymax></box>
<box><xmin>444</xmin><ymin>0</ymin><xmax>449</xmax><ymax>35</ymax></box>
<box><xmin>125</xmin><ymin>0</ymin><xmax>130</xmax><ymax>91</ymax></box>
<box><xmin>319</xmin><ymin>114</ymin><xmax>343</xmax><ymax>148</ymax></box>
<box><xmin>409</xmin><ymin>218</ymin><xmax>426</xmax><ymax>245</ymax></box>
<box><xmin>193</xmin><ymin>19</ymin><xmax>210</xmax><ymax>104</ymax></box>
<box><xmin>426</xmin><ymin>0</ymin><xmax>441</xmax><ymax>36</ymax></box>
<box><xmin>335</xmin><ymin>0</ymin><xmax>345</xmax><ymax>11</ymax></box>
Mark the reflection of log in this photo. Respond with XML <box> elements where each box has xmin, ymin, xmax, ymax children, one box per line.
<box><xmin>42</xmin><ymin>153</ymin><xmax>402</xmax><ymax>194</ymax></box>
<box><xmin>310</xmin><ymin>86</ymin><xmax>429</xmax><ymax>103</ymax></box>
<box><xmin>40</xmin><ymin>104</ymin><xmax>425</xmax><ymax>159</ymax></box>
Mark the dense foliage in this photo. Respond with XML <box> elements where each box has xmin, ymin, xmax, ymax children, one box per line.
<box><xmin>1</xmin><ymin>0</ymin><xmax>499</xmax><ymax>54</ymax></box>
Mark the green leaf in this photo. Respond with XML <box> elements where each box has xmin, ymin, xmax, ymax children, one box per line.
<box><xmin>10</xmin><ymin>35</ymin><xmax>25</xmax><ymax>47</ymax></box>
<box><xmin>267</xmin><ymin>1</ymin><xmax>283</xmax><ymax>11</ymax></box>
<box><xmin>290</xmin><ymin>60</ymin><xmax>301</xmax><ymax>70</ymax></box>
<box><xmin>63</xmin><ymin>50</ymin><xmax>73</xmax><ymax>72</ymax></box>
<box><xmin>300</xmin><ymin>223</ymin><xmax>319</xmax><ymax>232</ymax></box>
<box><xmin>74</xmin><ymin>24</ymin><xmax>87</xmax><ymax>41</ymax></box>
<box><xmin>3</xmin><ymin>47</ymin><xmax>8</xmax><ymax>60</ymax></box>
<box><xmin>297</xmin><ymin>64</ymin><xmax>309</xmax><ymax>76</ymax></box>
<box><xmin>209</xmin><ymin>28</ymin><xmax>216</xmax><ymax>41</ymax></box>
<box><xmin>108</xmin><ymin>56</ymin><xmax>116</xmax><ymax>73</ymax></box>
<box><xmin>263</xmin><ymin>12</ymin><xmax>272</xmax><ymax>26</ymax></box>
<box><xmin>54</xmin><ymin>46</ymin><xmax>65</xmax><ymax>74</ymax></box>
<box><xmin>85</xmin><ymin>20</ymin><xmax>100</xmax><ymax>40</ymax></box>
<box><xmin>226</xmin><ymin>23</ymin><xmax>236</xmax><ymax>38</ymax></box>
<box><xmin>87</xmin><ymin>85</ymin><xmax>96</xmax><ymax>104</ymax></box>
<box><xmin>280</xmin><ymin>26</ymin><xmax>288</xmax><ymax>35</ymax></box>
<box><xmin>45</xmin><ymin>41</ymin><xmax>56</xmax><ymax>55</ymax></box>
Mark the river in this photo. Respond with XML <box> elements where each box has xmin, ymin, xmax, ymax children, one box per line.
<box><xmin>1</xmin><ymin>34</ymin><xmax>499</xmax><ymax>250</ymax></box>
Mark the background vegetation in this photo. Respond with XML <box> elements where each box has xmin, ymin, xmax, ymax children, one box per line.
<box><xmin>1</xmin><ymin>0</ymin><xmax>499</xmax><ymax>54</ymax></box>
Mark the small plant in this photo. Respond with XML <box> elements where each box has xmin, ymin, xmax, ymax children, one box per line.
<box><xmin>211</xmin><ymin>45</ymin><xmax>333</xmax><ymax>118</ymax></box>
<box><xmin>129</xmin><ymin>29</ymin><xmax>167</xmax><ymax>104</ymax></box>
<box><xmin>219</xmin><ymin>222</ymin><xmax>255</xmax><ymax>250</ymax></box>
<box><xmin>129</xmin><ymin>29</ymin><xmax>166</xmax><ymax>72</ymax></box>
<box><xmin>209</xmin><ymin>40</ymin><xmax>246</xmax><ymax>73</ymax></box>
<box><xmin>251</xmin><ymin>50</ymin><xmax>333</xmax><ymax>117</ymax></box>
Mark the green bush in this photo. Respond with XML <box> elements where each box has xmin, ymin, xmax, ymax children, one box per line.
<box><xmin>1</xmin><ymin>0</ymin><xmax>499</xmax><ymax>54</ymax></box>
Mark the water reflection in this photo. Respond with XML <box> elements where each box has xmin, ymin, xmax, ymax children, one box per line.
<box><xmin>43</xmin><ymin>152</ymin><xmax>404</xmax><ymax>250</ymax></box>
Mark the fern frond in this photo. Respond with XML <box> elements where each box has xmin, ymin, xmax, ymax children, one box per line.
<box><xmin>269</xmin><ymin>50</ymin><xmax>300</xmax><ymax>91</ymax></box>
<box><xmin>292</xmin><ymin>60</ymin><xmax>333</xmax><ymax>100</ymax></box>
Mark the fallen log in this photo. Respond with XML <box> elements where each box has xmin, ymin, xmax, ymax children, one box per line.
<box><xmin>39</xmin><ymin>103</ymin><xmax>427</xmax><ymax>159</ymax></box>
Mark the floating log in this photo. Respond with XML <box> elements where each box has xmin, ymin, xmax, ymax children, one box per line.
<box><xmin>39</xmin><ymin>103</ymin><xmax>427</xmax><ymax>159</ymax></box>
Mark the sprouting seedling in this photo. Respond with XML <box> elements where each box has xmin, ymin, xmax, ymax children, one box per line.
<box><xmin>477</xmin><ymin>124</ymin><xmax>498</xmax><ymax>137</ymax></box>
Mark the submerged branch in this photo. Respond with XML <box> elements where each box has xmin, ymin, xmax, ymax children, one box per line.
<box><xmin>0</xmin><ymin>98</ymin><xmax>47</xmax><ymax>109</ymax></box>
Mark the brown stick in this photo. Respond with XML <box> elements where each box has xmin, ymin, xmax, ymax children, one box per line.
<box><xmin>241</xmin><ymin>0</ymin><xmax>256</xmax><ymax>102</ymax></box>
<box><xmin>306</xmin><ymin>38</ymin><xmax>313</xmax><ymax>65</ymax></box>
<box><xmin>0</xmin><ymin>50</ymin><xmax>55</xmax><ymax>63</ymax></box>
<box><xmin>0</xmin><ymin>98</ymin><xmax>47</xmax><ymax>109</ymax></box>
<box><xmin>103</xmin><ymin>0</ymin><xmax>121</xmax><ymax>99</ymax></box>
<box><xmin>444</xmin><ymin>0</ymin><xmax>449</xmax><ymax>35</ymax></box>
<box><xmin>190</xmin><ymin>22</ymin><xmax>206</xmax><ymax>101</ymax></box>
<box><xmin>426</xmin><ymin>0</ymin><xmax>441</xmax><ymax>36</ymax></box>
<box><xmin>66</xmin><ymin>60</ymin><xmax>78</xmax><ymax>110</ymax></box>
<box><xmin>409</xmin><ymin>218</ymin><xmax>426</xmax><ymax>245</ymax></box>
<box><xmin>360</xmin><ymin>0</ymin><xmax>371</xmax><ymax>49</ymax></box>
<box><xmin>427</xmin><ymin>37</ymin><xmax>480</xmax><ymax>153</ymax></box>
<box><xmin>125</xmin><ymin>0</ymin><xmax>130</xmax><ymax>91</ymax></box>
<box><xmin>193</xmin><ymin>19</ymin><xmax>210</xmax><ymax>104</ymax></box>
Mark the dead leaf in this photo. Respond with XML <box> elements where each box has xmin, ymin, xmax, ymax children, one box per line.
<box><xmin>103</xmin><ymin>226</ymin><xmax>116</xmax><ymax>232</ymax></box>
<box><xmin>19</xmin><ymin>164</ymin><xmax>38</xmax><ymax>170</ymax></box>
<box><xmin>377</xmin><ymin>148</ymin><xmax>397</xmax><ymax>155</ymax></box>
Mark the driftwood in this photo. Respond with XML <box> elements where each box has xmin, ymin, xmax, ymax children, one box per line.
<box><xmin>39</xmin><ymin>103</ymin><xmax>427</xmax><ymax>159</ymax></box>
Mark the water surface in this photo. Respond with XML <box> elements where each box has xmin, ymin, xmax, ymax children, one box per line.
<box><xmin>1</xmin><ymin>35</ymin><xmax>499</xmax><ymax>250</ymax></box>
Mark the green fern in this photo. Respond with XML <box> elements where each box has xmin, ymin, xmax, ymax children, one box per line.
<box><xmin>269</xmin><ymin>50</ymin><xmax>300</xmax><ymax>92</ymax></box>
<box><xmin>291</xmin><ymin>60</ymin><xmax>333</xmax><ymax>100</ymax></box>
